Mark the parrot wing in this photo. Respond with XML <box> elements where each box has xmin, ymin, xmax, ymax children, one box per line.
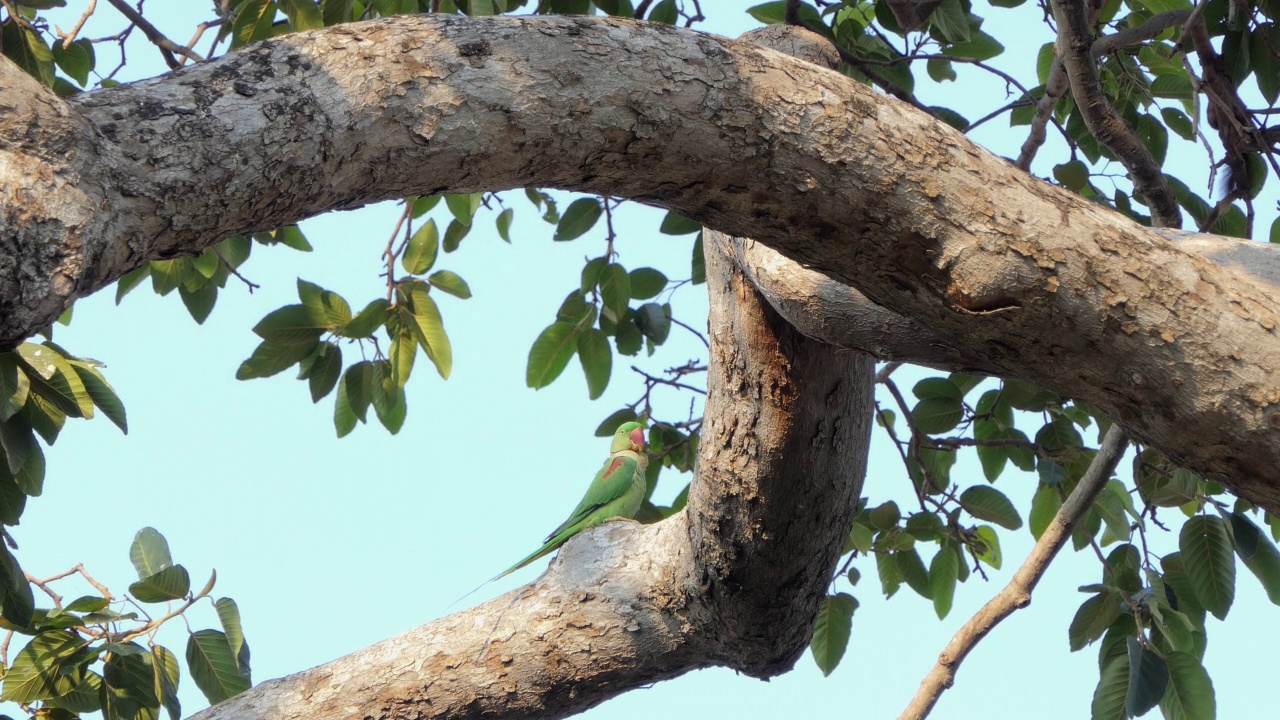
<box><xmin>543</xmin><ymin>452</ymin><xmax>643</xmax><ymax>542</ymax></box>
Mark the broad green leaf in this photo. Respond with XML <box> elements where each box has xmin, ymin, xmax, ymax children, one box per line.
<box><xmin>912</xmin><ymin>377</ymin><xmax>961</xmax><ymax>401</ymax></box>
<box><xmin>598</xmin><ymin>264</ymin><xmax>631</xmax><ymax>323</ymax></box>
<box><xmin>1069</xmin><ymin>593</ymin><xmax>1122</xmax><ymax>651</ymax></box>
<box><xmin>2</xmin><ymin>630</ymin><xmax>84</xmax><ymax>702</ymax></box>
<box><xmin>869</xmin><ymin>501</ymin><xmax>901</xmax><ymax>530</ymax></box>
<box><xmin>495</xmin><ymin>208</ymin><xmax>513</xmax><ymax>242</ymax></box>
<box><xmin>1179</xmin><ymin>515</ymin><xmax>1235</xmax><ymax>619</ymax></box>
<box><xmin>215</xmin><ymin>597</ymin><xmax>248</xmax><ymax>672</ymax></box>
<box><xmin>370</xmin><ymin>364</ymin><xmax>407</xmax><ymax>433</ymax></box>
<box><xmin>973</xmin><ymin>525</ymin><xmax>1002</xmax><ymax>570</ymax></box>
<box><xmin>0</xmin><ymin>419</ymin><xmax>32</xmax><ymax>475</ymax></box>
<box><xmin>129</xmin><ymin>565</ymin><xmax>191</xmax><ymax>603</ymax></box>
<box><xmin>297</xmin><ymin>280</ymin><xmax>351</xmax><ymax>328</ymax></box>
<box><xmin>1094</xmin><ymin>484</ymin><xmax>1131</xmax><ymax>543</ymax></box>
<box><xmin>70</xmin><ymin>363</ymin><xmax>127</xmax><ymax>433</ymax></box>
<box><xmin>0</xmin><ymin>355</ymin><xmax>30</xmax><ymax>422</ymax></box>
<box><xmin>628</xmin><ymin>268</ymin><xmax>668</xmax><ymax>300</ymax></box>
<box><xmin>179</xmin><ymin>281</ymin><xmax>218</xmax><ymax>324</ymax></box>
<box><xmin>130</xmin><ymin>527</ymin><xmax>173</xmax><ymax>580</ymax></box>
<box><xmin>406</xmin><ymin>284</ymin><xmax>452</xmax><ymax>379</ymax></box>
<box><xmin>1125</xmin><ymin>637</ymin><xmax>1168</xmax><ymax>718</ymax></box>
<box><xmin>104</xmin><ymin>641</ymin><xmax>159</xmax><ymax>706</ymax></box>
<box><xmin>946</xmin><ymin>31</ymin><xmax>1005</xmax><ymax>61</ymax></box>
<box><xmin>186</xmin><ymin>630</ymin><xmax>250</xmax><ymax>704</ymax></box>
<box><xmin>252</xmin><ymin>304</ymin><xmax>328</xmax><ymax>342</ymax></box>
<box><xmin>647</xmin><ymin>0</ymin><xmax>677</xmax><ymax>23</ymax></box>
<box><xmin>927</xmin><ymin>57</ymin><xmax>956</xmax><ymax>82</ymax></box>
<box><xmin>877</xmin><ymin>551</ymin><xmax>902</xmax><ymax>598</ymax></box>
<box><xmin>236</xmin><ymin>339</ymin><xmax>319</xmax><ymax>380</ymax></box>
<box><xmin>52</xmin><ymin>38</ymin><xmax>93</xmax><ymax>85</ymax></box>
<box><xmin>279</xmin><ymin>0</ymin><xmax>324</xmax><ymax>29</ymax></box>
<box><xmin>930</xmin><ymin>0</ymin><xmax>970</xmax><ymax>43</ymax></box>
<box><xmin>0</xmin><ymin>542</ymin><xmax>33</xmax><ymax>627</ymax></box>
<box><xmin>959</xmin><ymin>486</ymin><xmax>1022</xmax><ymax>529</ymax></box>
<box><xmin>911</xmin><ymin>397</ymin><xmax>963</xmax><ymax>434</ymax></box>
<box><xmin>1091</xmin><ymin>654</ymin><xmax>1129</xmax><ymax>720</ymax></box>
<box><xmin>152</xmin><ymin>646</ymin><xmax>181</xmax><ymax>720</ymax></box>
<box><xmin>1160</xmin><ymin>651</ymin><xmax>1215</xmax><ymax>720</ymax></box>
<box><xmin>1054</xmin><ymin>160</ymin><xmax>1090</xmax><ymax>191</ymax></box>
<box><xmin>341</xmin><ymin>299</ymin><xmax>391</xmax><ymax>339</ymax></box>
<box><xmin>442</xmin><ymin>218</ymin><xmax>470</xmax><ymax>252</ymax></box>
<box><xmin>1231</xmin><ymin>512</ymin><xmax>1280</xmax><ymax>604</ymax></box>
<box><xmin>929</xmin><ymin>547</ymin><xmax>958</xmax><ymax>619</ymax></box>
<box><xmin>527</xmin><ymin>322</ymin><xmax>580</xmax><ymax>389</ymax></box>
<box><xmin>658</xmin><ymin>210</ymin><xmax>700</xmax><ymax>235</ymax></box>
<box><xmin>896</xmin><ymin>548</ymin><xmax>931</xmax><ymax>600</ymax></box>
<box><xmin>308</xmin><ymin>343</ymin><xmax>342</xmax><ymax>402</ymax></box>
<box><xmin>428</xmin><ymin>270</ymin><xmax>472</xmax><ymax>299</ymax></box>
<box><xmin>444</xmin><ymin>192</ymin><xmax>481</xmax><ymax>226</ymax></box>
<box><xmin>554</xmin><ymin>198</ymin><xmax>602</xmax><ymax>241</ymax></box>
<box><xmin>576</xmin><ymin>329</ymin><xmax>612</xmax><ymax>400</ymax></box>
<box><xmin>1</xmin><ymin>21</ymin><xmax>54</xmax><ymax>86</ymax></box>
<box><xmin>402</xmin><ymin>219</ymin><xmax>439</xmax><ymax>275</ymax></box>
<box><xmin>46</xmin><ymin>671</ymin><xmax>102</xmax><ymax>714</ymax></box>
<box><xmin>844</xmin><ymin>522</ymin><xmax>873</xmax><ymax>554</ymax></box>
<box><xmin>810</xmin><ymin>593</ymin><xmax>856</xmax><ymax>676</ymax></box>
<box><xmin>232</xmin><ymin>0</ymin><xmax>277</xmax><ymax>46</ymax></box>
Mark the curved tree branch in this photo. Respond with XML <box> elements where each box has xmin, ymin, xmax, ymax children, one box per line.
<box><xmin>3</xmin><ymin>15</ymin><xmax>1280</xmax><ymax>510</ymax></box>
<box><xmin>1050</xmin><ymin>0</ymin><xmax>1182</xmax><ymax>227</ymax></box>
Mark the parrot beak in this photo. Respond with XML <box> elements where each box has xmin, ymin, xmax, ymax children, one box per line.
<box><xmin>630</xmin><ymin>426</ymin><xmax>646</xmax><ymax>452</ymax></box>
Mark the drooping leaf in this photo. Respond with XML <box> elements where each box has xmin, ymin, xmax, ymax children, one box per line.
<box><xmin>215</xmin><ymin>597</ymin><xmax>249</xmax><ymax>673</ymax></box>
<box><xmin>526</xmin><ymin>322</ymin><xmax>580</xmax><ymax>389</ymax></box>
<box><xmin>810</xmin><ymin>592</ymin><xmax>856</xmax><ymax>676</ymax></box>
<box><xmin>1160</xmin><ymin>651</ymin><xmax>1215</xmax><ymax>720</ymax></box>
<box><xmin>554</xmin><ymin>198</ymin><xmax>603</xmax><ymax>241</ymax></box>
<box><xmin>405</xmin><ymin>283</ymin><xmax>452</xmax><ymax>379</ymax></box>
<box><xmin>929</xmin><ymin>547</ymin><xmax>959</xmax><ymax>619</ymax></box>
<box><xmin>2</xmin><ymin>630</ymin><xmax>84</xmax><ymax>702</ymax></box>
<box><xmin>911</xmin><ymin>397</ymin><xmax>963</xmax><ymax>434</ymax></box>
<box><xmin>341</xmin><ymin>299</ymin><xmax>391</xmax><ymax>339</ymax></box>
<box><xmin>896</xmin><ymin>548</ymin><xmax>931</xmax><ymax>600</ymax></box>
<box><xmin>186</xmin><ymin>630</ymin><xmax>251</xmax><ymax>704</ymax></box>
<box><xmin>1231</xmin><ymin>512</ymin><xmax>1280</xmax><ymax>604</ymax></box>
<box><xmin>402</xmin><ymin>219</ymin><xmax>439</xmax><ymax>275</ymax></box>
<box><xmin>152</xmin><ymin>645</ymin><xmax>181</xmax><ymax>720</ymax></box>
<box><xmin>1069</xmin><ymin>592</ymin><xmax>1122</xmax><ymax>652</ymax></box>
<box><xmin>1179</xmin><ymin>515</ymin><xmax>1235</xmax><ymax>619</ymax></box>
<box><xmin>1091</xmin><ymin>654</ymin><xmax>1129</xmax><ymax>720</ymax></box>
<box><xmin>1125</xmin><ymin>637</ymin><xmax>1168</xmax><ymax>718</ymax></box>
<box><xmin>628</xmin><ymin>268</ymin><xmax>668</xmax><ymax>299</ymax></box>
<box><xmin>576</xmin><ymin>329</ymin><xmax>612</xmax><ymax>400</ymax></box>
<box><xmin>308</xmin><ymin>343</ymin><xmax>342</xmax><ymax>403</ymax></box>
<box><xmin>428</xmin><ymin>270</ymin><xmax>472</xmax><ymax>299</ymax></box>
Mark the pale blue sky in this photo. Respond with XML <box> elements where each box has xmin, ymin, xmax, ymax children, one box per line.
<box><xmin>10</xmin><ymin>3</ymin><xmax>1275</xmax><ymax>719</ymax></box>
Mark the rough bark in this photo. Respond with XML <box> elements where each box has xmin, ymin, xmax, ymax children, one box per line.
<box><xmin>2</xmin><ymin>15</ymin><xmax>1278</xmax><ymax>509</ymax></box>
<box><xmin>190</xmin><ymin>206</ymin><xmax>873</xmax><ymax>720</ymax></box>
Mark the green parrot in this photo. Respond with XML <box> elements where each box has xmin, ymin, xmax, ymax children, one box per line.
<box><xmin>493</xmin><ymin>421</ymin><xmax>649</xmax><ymax>580</ymax></box>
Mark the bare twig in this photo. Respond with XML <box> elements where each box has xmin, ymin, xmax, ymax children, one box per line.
<box><xmin>212</xmin><ymin>246</ymin><xmax>260</xmax><ymax>292</ymax></box>
<box><xmin>103</xmin><ymin>0</ymin><xmax>205</xmax><ymax>67</ymax></box>
<box><xmin>898</xmin><ymin>424</ymin><xmax>1129</xmax><ymax>720</ymax></box>
<box><xmin>56</xmin><ymin>0</ymin><xmax>97</xmax><ymax>48</ymax></box>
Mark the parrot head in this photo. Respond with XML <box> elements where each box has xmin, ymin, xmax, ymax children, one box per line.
<box><xmin>611</xmin><ymin>421</ymin><xmax>646</xmax><ymax>454</ymax></box>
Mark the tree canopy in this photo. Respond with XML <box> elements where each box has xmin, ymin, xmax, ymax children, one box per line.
<box><xmin>1</xmin><ymin>1</ymin><xmax>1279</xmax><ymax>719</ymax></box>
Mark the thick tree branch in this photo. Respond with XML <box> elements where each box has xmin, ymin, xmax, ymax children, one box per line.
<box><xmin>1050</xmin><ymin>0</ymin><xmax>1182</xmax><ymax>227</ymax></box>
<box><xmin>3</xmin><ymin>15</ymin><xmax>1280</xmax><ymax>511</ymax></box>
<box><xmin>898</xmin><ymin>424</ymin><xmax>1130</xmax><ymax>720</ymax></box>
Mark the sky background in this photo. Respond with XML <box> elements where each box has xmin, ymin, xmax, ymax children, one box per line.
<box><xmin>9</xmin><ymin>2</ymin><xmax>1276</xmax><ymax>719</ymax></box>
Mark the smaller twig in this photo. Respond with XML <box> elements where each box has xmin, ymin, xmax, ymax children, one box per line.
<box><xmin>630</xmin><ymin>365</ymin><xmax>706</xmax><ymax>395</ymax></box>
<box><xmin>104</xmin><ymin>0</ymin><xmax>204</xmax><ymax>67</ymax></box>
<box><xmin>875</xmin><ymin>361</ymin><xmax>903</xmax><ymax>383</ymax></box>
<box><xmin>183</xmin><ymin>19</ymin><xmax>222</xmax><ymax>65</ymax></box>
<box><xmin>56</xmin><ymin>0</ymin><xmax>98</xmax><ymax>48</ymax></box>
<box><xmin>670</xmin><ymin>316</ymin><xmax>709</xmax><ymax>348</ymax></box>
<box><xmin>113</xmin><ymin>593</ymin><xmax>202</xmax><ymax>644</ymax></box>
<box><xmin>898</xmin><ymin>424</ymin><xmax>1129</xmax><ymax>720</ymax></box>
<box><xmin>212</xmin><ymin>246</ymin><xmax>260</xmax><ymax>292</ymax></box>
<box><xmin>25</xmin><ymin>572</ymin><xmax>64</xmax><ymax>608</ymax></box>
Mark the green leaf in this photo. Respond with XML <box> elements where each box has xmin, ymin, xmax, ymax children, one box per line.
<box><xmin>179</xmin><ymin>281</ymin><xmax>218</xmax><ymax>324</ymax></box>
<box><xmin>628</xmin><ymin>268</ymin><xmax>668</xmax><ymax>300</ymax></box>
<box><xmin>691</xmin><ymin>233</ymin><xmax>705</xmax><ymax>284</ymax></box>
<box><xmin>104</xmin><ymin>642</ymin><xmax>160</xmax><ymax>708</ymax></box>
<box><xmin>1069</xmin><ymin>592</ymin><xmax>1122</xmax><ymax>651</ymax></box>
<box><xmin>1</xmin><ymin>21</ymin><xmax>54</xmax><ymax>86</ymax></box>
<box><xmin>46</xmin><ymin>670</ymin><xmax>102</xmax><ymax>714</ymax></box>
<box><xmin>0</xmin><ymin>355</ymin><xmax>30</xmax><ymax>422</ymax></box>
<box><xmin>1160</xmin><ymin>651</ymin><xmax>1215</xmax><ymax>720</ymax></box>
<box><xmin>927</xmin><ymin>57</ymin><xmax>957</xmax><ymax>83</ymax></box>
<box><xmin>442</xmin><ymin>218</ymin><xmax>470</xmax><ymax>252</ymax></box>
<box><xmin>428</xmin><ymin>270</ymin><xmax>472</xmax><ymax>299</ymax></box>
<box><xmin>658</xmin><ymin>210</ymin><xmax>700</xmax><ymax>235</ymax></box>
<box><xmin>307</xmin><ymin>343</ymin><xmax>342</xmax><ymax>402</ymax></box>
<box><xmin>1179</xmin><ymin>515</ymin><xmax>1235</xmax><ymax>619</ymax></box>
<box><xmin>252</xmin><ymin>304</ymin><xmax>328</xmax><ymax>342</ymax></box>
<box><xmin>279</xmin><ymin>0</ymin><xmax>324</xmax><ymax>29</ymax></box>
<box><xmin>1054</xmin><ymin>160</ymin><xmax>1090</xmax><ymax>191</ymax></box>
<box><xmin>236</xmin><ymin>339</ymin><xmax>319</xmax><ymax>380</ymax></box>
<box><xmin>1091</xmin><ymin>654</ymin><xmax>1129</xmax><ymax>720</ymax></box>
<box><xmin>930</xmin><ymin>0</ymin><xmax>970</xmax><ymax>43</ymax></box>
<box><xmin>877</xmin><ymin>550</ymin><xmax>902</xmax><ymax>598</ymax></box>
<box><xmin>444</xmin><ymin>193</ymin><xmax>480</xmax><ymax>226</ymax></box>
<box><xmin>1232</xmin><ymin>512</ymin><xmax>1280</xmax><ymax>604</ymax></box>
<box><xmin>152</xmin><ymin>646</ymin><xmax>181</xmax><ymax>720</ymax></box>
<box><xmin>186</xmin><ymin>630</ymin><xmax>250</xmax><ymax>704</ymax></box>
<box><xmin>896</xmin><ymin>548</ymin><xmax>932</xmax><ymax>599</ymax></box>
<box><xmin>297</xmin><ymin>280</ymin><xmax>351</xmax><ymax>328</ymax></box>
<box><xmin>911</xmin><ymin>397</ymin><xmax>963</xmax><ymax>434</ymax></box>
<box><xmin>554</xmin><ymin>198</ymin><xmax>603</xmax><ymax>241</ymax></box>
<box><xmin>527</xmin><ymin>322</ymin><xmax>580</xmax><ymax>389</ymax></box>
<box><xmin>959</xmin><ymin>486</ymin><xmax>1022</xmax><ymax>530</ymax></box>
<box><xmin>946</xmin><ymin>31</ymin><xmax>1005</xmax><ymax>61</ymax></box>
<box><xmin>129</xmin><ymin>565</ymin><xmax>191</xmax><ymax>603</ymax></box>
<box><xmin>576</xmin><ymin>329</ymin><xmax>612</xmax><ymax>400</ymax></box>
<box><xmin>598</xmin><ymin>264</ymin><xmax>631</xmax><ymax>323</ymax></box>
<box><xmin>647</xmin><ymin>0</ymin><xmax>677</xmax><ymax>23</ymax></box>
<box><xmin>973</xmin><ymin>525</ymin><xmax>1002</xmax><ymax>569</ymax></box>
<box><xmin>844</xmin><ymin>522</ymin><xmax>873</xmax><ymax>554</ymax></box>
<box><xmin>809</xmin><ymin>592</ymin><xmax>856</xmax><ymax>676</ymax></box>
<box><xmin>929</xmin><ymin>547</ymin><xmax>959</xmax><ymax>619</ymax></box>
<box><xmin>232</xmin><ymin>0</ymin><xmax>278</xmax><ymax>46</ymax></box>
<box><xmin>0</xmin><ymin>543</ymin><xmax>33</xmax><ymax>627</ymax></box>
<box><xmin>70</xmin><ymin>363</ymin><xmax>127</xmax><ymax>433</ymax></box>
<box><xmin>495</xmin><ymin>208</ymin><xmax>513</xmax><ymax>242</ymax></box>
<box><xmin>52</xmin><ymin>38</ymin><xmax>93</xmax><ymax>86</ymax></box>
<box><xmin>130</xmin><ymin>527</ymin><xmax>174</xmax><ymax>580</ymax></box>
<box><xmin>1125</xmin><ymin>637</ymin><xmax>1168</xmax><ymax>718</ymax></box>
<box><xmin>341</xmin><ymin>299</ymin><xmax>391</xmax><ymax>339</ymax></box>
<box><xmin>405</xmin><ymin>284</ymin><xmax>452</xmax><ymax>379</ymax></box>
<box><xmin>402</xmin><ymin>219</ymin><xmax>439</xmax><ymax>275</ymax></box>
<box><xmin>215</xmin><ymin>597</ymin><xmax>248</xmax><ymax>672</ymax></box>
<box><xmin>2</xmin><ymin>630</ymin><xmax>84</xmax><ymax>702</ymax></box>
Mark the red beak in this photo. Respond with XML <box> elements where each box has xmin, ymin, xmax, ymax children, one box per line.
<box><xmin>630</xmin><ymin>426</ymin><xmax>646</xmax><ymax>451</ymax></box>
